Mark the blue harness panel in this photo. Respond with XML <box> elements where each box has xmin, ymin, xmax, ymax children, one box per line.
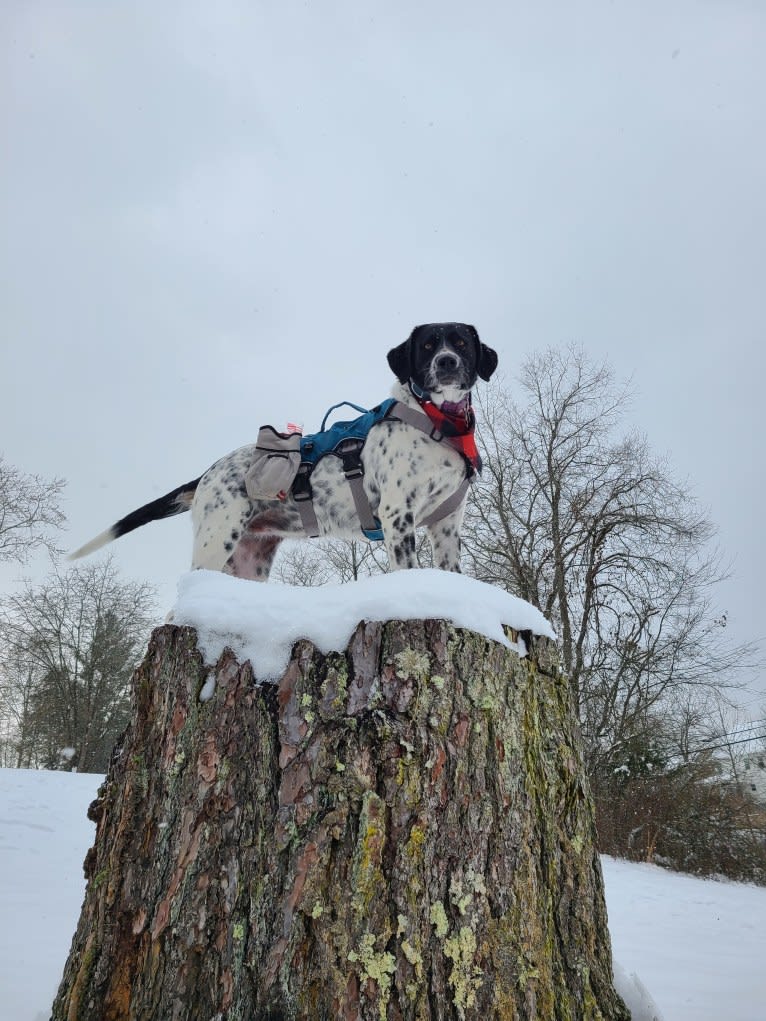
<box><xmin>299</xmin><ymin>399</ymin><xmax>397</xmax><ymax>467</ymax></box>
<box><xmin>296</xmin><ymin>398</ymin><xmax>398</xmax><ymax>540</ymax></box>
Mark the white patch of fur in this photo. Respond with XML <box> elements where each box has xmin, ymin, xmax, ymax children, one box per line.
<box><xmin>427</xmin><ymin>383</ymin><xmax>467</xmax><ymax>406</ymax></box>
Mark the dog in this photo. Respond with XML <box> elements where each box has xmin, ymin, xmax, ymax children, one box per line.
<box><xmin>71</xmin><ymin>323</ymin><xmax>498</xmax><ymax>580</ymax></box>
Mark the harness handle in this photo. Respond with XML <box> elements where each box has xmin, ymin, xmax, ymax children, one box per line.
<box><xmin>319</xmin><ymin>401</ymin><xmax>371</xmax><ymax>432</ymax></box>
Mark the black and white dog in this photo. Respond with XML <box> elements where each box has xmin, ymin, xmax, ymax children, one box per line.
<box><xmin>71</xmin><ymin>323</ymin><xmax>498</xmax><ymax>580</ymax></box>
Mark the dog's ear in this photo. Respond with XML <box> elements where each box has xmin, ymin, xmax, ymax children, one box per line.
<box><xmin>478</xmin><ymin>343</ymin><xmax>499</xmax><ymax>381</ymax></box>
<box><xmin>466</xmin><ymin>326</ymin><xmax>499</xmax><ymax>381</ymax></box>
<box><xmin>387</xmin><ymin>340</ymin><xmax>410</xmax><ymax>382</ymax></box>
<box><xmin>388</xmin><ymin>327</ymin><xmax>424</xmax><ymax>383</ymax></box>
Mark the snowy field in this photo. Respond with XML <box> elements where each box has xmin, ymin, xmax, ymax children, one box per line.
<box><xmin>1</xmin><ymin>766</ymin><xmax>765</xmax><ymax>1021</ymax></box>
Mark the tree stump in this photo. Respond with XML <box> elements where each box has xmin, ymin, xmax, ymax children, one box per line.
<box><xmin>52</xmin><ymin>619</ymin><xmax>630</xmax><ymax>1020</ymax></box>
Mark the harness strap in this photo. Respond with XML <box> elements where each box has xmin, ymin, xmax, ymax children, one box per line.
<box><xmin>419</xmin><ymin>477</ymin><xmax>472</xmax><ymax>528</ymax></box>
<box><xmin>390</xmin><ymin>400</ymin><xmax>474</xmax><ymax>449</ymax></box>
<box><xmin>390</xmin><ymin>401</ymin><xmax>445</xmax><ymax>439</ymax></box>
<box><xmin>295</xmin><ymin>498</ymin><xmax>321</xmax><ymax>538</ymax></box>
<box><xmin>385</xmin><ymin>403</ymin><xmax>478</xmax><ymax>529</ymax></box>
<box><xmin>336</xmin><ymin>438</ymin><xmax>381</xmax><ymax>536</ymax></box>
<box><xmin>390</xmin><ymin>402</ymin><xmax>475</xmax><ymax>474</ymax></box>
<box><xmin>346</xmin><ymin>472</ymin><xmax>381</xmax><ymax>535</ymax></box>
<box><xmin>292</xmin><ymin>400</ymin><xmax>476</xmax><ymax>541</ymax></box>
<box><xmin>293</xmin><ymin>463</ymin><xmax>321</xmax><ymax>538</ymax></box>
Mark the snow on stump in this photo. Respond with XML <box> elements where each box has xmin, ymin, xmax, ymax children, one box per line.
<box><xmin>51</xmin><ymin>590</ymin><xmax>629</xmax><ymax>1019</ymax></box>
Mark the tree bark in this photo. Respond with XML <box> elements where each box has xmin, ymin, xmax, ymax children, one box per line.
<box><xmin>52</xmin><ymin>619</ymin><xmax>630</xmax><ymax>1021</ymax></box>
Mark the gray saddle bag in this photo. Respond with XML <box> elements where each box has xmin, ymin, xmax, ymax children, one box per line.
<box><xmin>244</xmin><ymin>425</ymin><xmax>302</xmax><ymax>501</ymax></box>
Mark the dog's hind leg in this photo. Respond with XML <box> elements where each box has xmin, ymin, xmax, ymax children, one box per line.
<box><xmin>224</xmin><ymin>534</ymin><xmax>283</xmax><ymax>581</ymax></box>
<box><xmin>222</xmin><ymin>505</ymin><xmax>303</xmax><ymax>580</ymax></box>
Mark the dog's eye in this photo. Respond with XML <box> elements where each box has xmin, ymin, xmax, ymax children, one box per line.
<box><xmin>454</xmin><ymin>338</ymin><xmax>466</xmax><ymax>348</ymax></box>
<box><xmin>424</xmin><ymin>341</ymin><xmax>434</xmax><ymax>351</ymax></box>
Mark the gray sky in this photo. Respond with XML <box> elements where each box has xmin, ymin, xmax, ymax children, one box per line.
<box><xmin>2</xmin><ymin>2</ymin><xmax>764</xmax><ymax>705</ymax></box>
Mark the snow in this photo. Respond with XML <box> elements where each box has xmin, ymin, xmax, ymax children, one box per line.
<box><xmin>612</xmin><ymin>961</ymin><xmax>665</xmax><ymax>1021</ymax></box>
<box><xmin>0</xmin><ymin>769</ymin><xmax>100</xmax><ymax>1021</ymax></box>
<box><xmin>603</xmin><ymin>856</ymin><xmax>766</xmax><ymax>1021</ymax></box>
<box><xmin>171</xmin><ymin>569</ymin><xmax>557</xmax><ymax>682</ymax></box>
<box><xmin>2</xmin><ymin>768</ymin><xmax>766</xmax><ymax>1020</ymax></box>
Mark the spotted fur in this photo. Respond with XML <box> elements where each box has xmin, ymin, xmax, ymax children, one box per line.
<box><xmin>70</xmin><ymin>323</ymin><xmax>498</xmax><ymax>581</ymax></box>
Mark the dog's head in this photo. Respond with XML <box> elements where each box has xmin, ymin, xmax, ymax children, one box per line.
<box><xmin>387</xmin><ymin>323</ymin><xmax>498</xmax><ymax>404</ymax></box>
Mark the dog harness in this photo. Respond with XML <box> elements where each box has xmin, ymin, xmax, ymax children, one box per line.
<box><xmin>291</xmin><ymin>394</ymin><xmax>480</xmax><ymax>541</ymax></box>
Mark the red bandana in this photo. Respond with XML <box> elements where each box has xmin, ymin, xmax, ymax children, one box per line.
<box><xmin>418</xmin><ymin>397</ymin><xmax>482</xmax><ymax>475</ymax></box>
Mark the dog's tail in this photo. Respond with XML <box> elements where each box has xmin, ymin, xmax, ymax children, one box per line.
<box><xmin>69</xmin><ymin>478</ymin><xmax>202</xmax><ymax>561</ymax></box>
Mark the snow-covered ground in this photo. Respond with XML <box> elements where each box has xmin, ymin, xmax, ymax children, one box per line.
<box><xmin>603</xmin><ymin>856</ymin><xmax>766</xmax><ymax>1021</ymax></box>
<box><xmin>0</xmin><ymin>768</ymin><xmax>104</xmax><ymax>1021</ymax></box>
<box><xmin>2</xmin><ymin>766</ymin><xmax>765</xmax><ymax>1021</ymax></box>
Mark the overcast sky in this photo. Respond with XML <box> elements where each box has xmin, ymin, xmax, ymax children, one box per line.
<box><xmin>2</xmin><ymin>2</ymin><xmax>764</xmax><ymax>706</ymax></box>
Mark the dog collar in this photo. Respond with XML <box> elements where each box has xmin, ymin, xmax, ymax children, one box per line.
<box><xmin>408</xmin><ymin>380</ymin><xmax>430</xmax><ymax>402</ymax></box>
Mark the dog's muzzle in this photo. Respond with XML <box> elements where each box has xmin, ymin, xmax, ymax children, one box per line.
<box><xmin>428</xmin><ymin>351</ymin><xmax>469</xmax><ymax>389</ymax></box>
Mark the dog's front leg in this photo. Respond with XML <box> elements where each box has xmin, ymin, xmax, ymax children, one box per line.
<box><xmin>380</xmin><ymin>509</ymin><xmax>419</xmax><ymax>570</ymax></box>
<box><xmin>425</xmin><ymin>508</ymin><xmax>465</xmax><ymax>573</ymax></box>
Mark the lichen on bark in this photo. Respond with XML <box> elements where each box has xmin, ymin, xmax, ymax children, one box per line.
<box><xmin>52</xmin><ymin>618</ymin><xmax>629</xmax><ymax>1021</ymax></box>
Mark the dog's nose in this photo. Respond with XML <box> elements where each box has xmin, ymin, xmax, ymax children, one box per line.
<box><xmin>435</xmin><ymin>351</ymin><xmax>460</xmax><ymax>370</ymax></box>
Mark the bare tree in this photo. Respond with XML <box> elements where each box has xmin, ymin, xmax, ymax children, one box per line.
<box><xmin>0</xmin><ymin>557</ymin><xmax>156</xmax><ymax>771</ymax></box>
<box><xmin>0</xmin><ymin>454</ymin><xmax>65</xmax><ymax>563</ymax></box>
<box><xmin>274</xmin><ymin>532</ymin><xmax>433</xmax><ymax>585</ymax></box>
<box><xmin>593</xmin><ymin>700</ymin><xmax>766</xmax><ymax>882</ymax></box>
<box><xmin>274</xmin><ymin>537</ymin><xmax>390</xmax><ymax>585</ymax></box>
<box><xmin>464</xmin><ymin>346</ymin><xmax>757</xmax><ymax>776</ymax></box>
<box><xmin>0</xmin><ymin>646</ymin><xmax>39</xmax><ymax>767</ymax></box>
